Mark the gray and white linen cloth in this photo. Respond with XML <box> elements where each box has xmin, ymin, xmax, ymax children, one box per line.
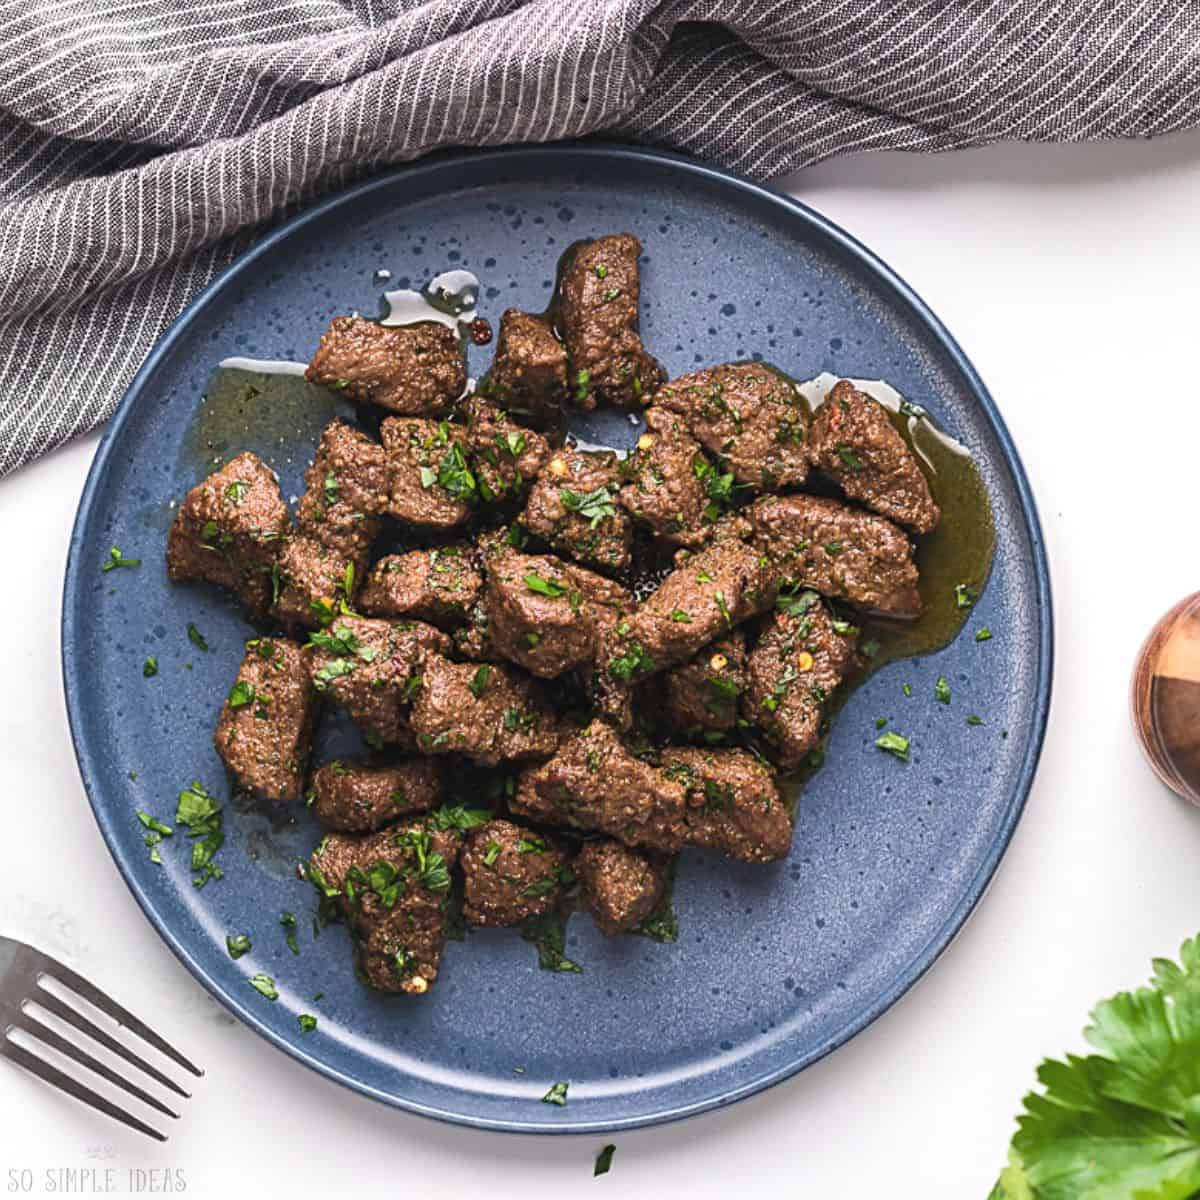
<box><xmin>0</xmin><ymin>0</ymin><xmax>1194</xmax><ymax>475</ymax></box>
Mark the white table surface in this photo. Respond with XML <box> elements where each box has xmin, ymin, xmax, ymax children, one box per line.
<box><xmin>4</xmin><ymin>134</ymin><xmax>1200</xmax><ymax>1197</ymax></box>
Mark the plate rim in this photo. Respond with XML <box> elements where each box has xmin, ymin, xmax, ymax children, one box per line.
<box><xmin>61</xmin><ymin>142</ymin><xmax>1054</xmax><ymax>1135</ymax></box>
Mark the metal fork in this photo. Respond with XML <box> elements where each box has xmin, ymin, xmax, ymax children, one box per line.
<box><xmin>0</xmin><ymin>935</ymin><xmax>202</xmax><ymax>1140</ymax></box>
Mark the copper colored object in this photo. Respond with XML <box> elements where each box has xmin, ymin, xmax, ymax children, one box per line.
<box><xmin>1132</xmin><ymin>593</ymin><xmax>1200</xmax><ymax>803</ymax></box>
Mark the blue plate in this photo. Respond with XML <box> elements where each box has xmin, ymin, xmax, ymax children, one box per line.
<box><xmin>62</xmin><ymin>145</ymin><xmax>1052</xmax><ymax>1133</ymax></box>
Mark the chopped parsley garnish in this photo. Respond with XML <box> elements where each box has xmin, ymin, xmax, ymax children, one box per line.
<box><xmin>324</xmin><ymin>472</ymin><xmax>339</xmax><ymax>506</ymax></box>
<box><xmin>976</xmin><ymin>627</ymin><xmax>993</xmax><ymax>642</ymax></box>
<box><xmin>521</xmin><ymin>875</ymin><xmax>559</xmax><ymax>899</ymax></box>
<box><xmin>142</xmin><ymin>656</ymin><xmax>158</xmax><ymax>678</ymax></box>
<box><xmin>713</xmin><ymin>591</ymin><xmax>732</xmax><ymax>628</ymax></box>
<box><xmin>574</xmin><ymin>369</ymin><xmax>591</xmax><ymax>404</ymax></box>
<box><xmin>601</xmin><ymin>287</ymin><xmax>621</xmax><ymax>303</ymax></box>
<box><xmin>560</xmin><ymin>483</ymin><xmax>617</xmax><ymax>528</ymax></box>
<box><xmin>524</xmin><ymin>572</ymin><xmax>566</xmax><ymax>598</ymax></box>
<box><xmin>777</xmin><ymin>588</ymin><xmax>819</xmax><ymax>618</ymax></box>
<box><xmin>175</xmin><ymin>781</ymin><xmax>225</xmax><ymax>888</ymax></box>
<box><xmin>298</xmin><ymin>1014</ymin><xmax>318</xmax><ymax>1033</ymax></box>
<box><xmin>902</xmin><ymin>683</ymin><xmax>912</xmax><ymax>697</ymax></box>
<box><xmin>860</xmin><ymin>638</ymin><xmax>880</xmax><ymax>659</ymax></box>
<box><xmin>226</xmin><ymin>934</ymin><xmax>251</xmax><ymax>959</ymax></box>
<box><xmin>521</xmin><ymin>910</ymin><xmax>581</xmax><ymax>973</ymax></box>
<box><xmin>934</xmin><ymin>676</ymin><xmax>951</xmax><ymax>704</ymax></box>
<box><xmin>831</xmin><ymin>619</ymin><xmax>859</xmax><ymax>636</ymax></box>
<box><xmin>955</xmin><ymin>583</ymin><xmax>978</xmax><ymax>609</ymax></box>
<box><xmin>102</xmin><ymin>547</ymin><xmax>140</xmax><ymax>573</ymax></box>
<box><xmin>875</xmin><ymin>717</ymin><xmax>888</xmax><ymax>729</ymax></box>
<box><xmin>249</xmin><ymin>974</ymin><xmax>278</xmax><ymax>1000</ymax></box>
<box><xmin>875</xmin><ymin>731</ymin><xmax>910</xmax><ymax>761</ymax></box>
<box><xmin>693</xmin><ymin>456</ymin><xmax>735</xmax><ymax>519</ymax></box>
<box><xmin>483</xmin><ymin>841</ymin><xmax>502</xmax><ymax>867</ymax></box>
<box><xmin>670</xmin><ymin>609</ymin><xmax>691</xmax><ymax>623</ymax></box>
<box><xmin>824</xmin><ymin>541</ymin><xmax>844</xmax><ymax>557</ymax></box>
<box><xmin>433</xmin><ymin>440</ymin><xmax>477</xmax><ymax>502</ymax></box>
<box><xmin>468</xmin><ymin>664</ymin><xmax>491</xmax><ymax>699</ymax></box>
<box><xmin>966</xmin><ymin>714</ymin><xmax>984</xmax><ymax>726</ymax></box>
<box><xmin>594</xmin><ymin>1145</ymin><xmax>616</xmax><ymax>1176</ymax></box>
<box><xmin>187</xmin><ymin>623</ymin><xmax>209</xmax><ymax>652</ymax></box>
<box><xmin>608</xmin><ymin>643</ymin><xmax>654</xmax><ymax>681</ymax></box>
<box><xmin>432</xmin><ymin>805</ymin><xmax>491</xmax><ymax>832</ymax></box>
<box><xmin>500</xmin><ymin>431</ymin><xmax>526</xmax><ymax>457</ymax></box>
<box><xmin>542</xmin><ymin>1081</ymin><xmax>569</xmax><ymax>1106</ymax></box>
<box><xmin>835</xmin><ymin>443</ymin><xmax>863</xmax><ymax>470</ymax></box>
<box><xmin>137</xmin><ymin>811</ymin><xmax>173</xmax><ymax>836</ymax></box>
<box><xmin>281</xmin><ymin>912</ymin><xmax>299</xmax><ymax>955</ymax></box>
<box><xmin>228</xmin><ymin>680</ymin><xmax>255</xmax><ymax>708</ymax></box>
<box><xmin>225</xmin><ymin>480</ymin><xmax>248</xmax><ymax>504</ymax></box>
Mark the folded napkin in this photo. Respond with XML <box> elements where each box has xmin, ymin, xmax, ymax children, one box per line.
<box><xmin>0</xmin><ymin>0</ymin><xmax>1186</xmax><ymax>474</ymax></box>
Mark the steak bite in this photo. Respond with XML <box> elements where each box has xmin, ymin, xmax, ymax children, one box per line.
<box><xmin>618</xmin><ymin>407</ymin><xmax>716</xmax><ymax>548</ymax></box>
<box><xmin>459</xmin><ymin>818</ymin><xmax>572</xmax><ymax>927</ymax></box>
<box><xmin>743</xmin><ymin>494</ymin><xmax>921</xmax><ymax>618</ymax></box>
<box><xmin>808</xmin><ymin>381</ymin><xmax>940</xmax><ymax>534</ymax></box>
<box><xmin>359</xmin><ymin>545</ymin><xmax>482</xmax><ymax>629</ymax></box>
<box><xmin>483</xmin><ymin>547</ymin><xmax>633</xmax><ymax>678</ymax></box>
<box><xmin>661</xmin><ymin>630</ymin><xmax>748</xmax><ymax>734</ymax></box>
<box><xmin>309</xmin><ymin>757</ymin><xmax>443</xmax><ymax>832</ymax></box>
<box><xmin>511</xmin><ymin>722</ymin><xmax>687</xmax><ymax>851</ymax></box>
<box><xmin>576</xmin><ymin>840</ymin><xmax>665</xmax><ymax>936</ymax></box>
<box><xmin>557</xmin><ymin>233</ymin><xmax>664</xmax><ymax>409</ymax></box>
<box><xmin>600</xmin><ymin>536</ymin><xmax>778</xmax><ymax>687</ymax></box>
<box><xmin>485</xmin><ymin>309</ymin><xmax>568</xmax><ymax>426</ymax></box>
<box><xmin>296</xmin><ymin>420</ymin><xmax>390</xmax><ymax>559</ymax></box>
<box><xmin>305</xmin><ymin>315</ymin><xmax>465</xmax><ymax>416</ymax></box>
<box><xmin>306</xmin><ymin>616</ymin><xmax>451</xmax><ymax>745</ymax></box>
<box><xmin>457</xmin><ymin>396</ymin><xmax>552</xmax><ymax>504</ymax></box>
<box><xmin>167</xmin><ymin>452</ymin><xmax>290</xmax><ymax>617</ymax></box>
<box><xmin>380</xmin><ymin>417</ymin><xmax>476</xmax><ymax>529</ymax></box>
<box><xmin>271</xmin><ymin>534</ymin><xmax>359</xmax><ymax>632</ymax></box>
<box><xmin>408</xmin><ymin>655</ymin><xmax>561</xmax><ymax>765</ymax></box>
<box><xmin>521</xmin><ymin>448</ymin><xmax>632</xmax><ymax>572</ymax></box>
<box><xmin>651</xmin><ymin>363</ymin><xmax>808</xmax><ymax>490</ymax></box>
<box><xmin>215</xmin><ymin>637</ymin><xmax>317</xmax><ymax>802</ymax></box>
<box><xmin>308</xmin><ymin>820</ymin><xmax>461</xmax><ymax>994</ymax></box>
<box><xmin>744</xmin><ymin>599</ymin><xmax>859</xmax><ymax>769</ymax></box>
<box><xmin>660</xmin><ymin>747</ymin><xmax>791</xmax><ymax>863</ymax></box>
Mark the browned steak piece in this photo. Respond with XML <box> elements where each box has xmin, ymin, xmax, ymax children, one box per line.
<box><xmin>521</xmin><ymin>448</ymin><xmax>631</xmax><ymax>572</ymax></box>
<box><xmin>215</xmin><ymin>637</ymin><xmax>317</xmax><ymax>802</ymax></box>
<box><xmin>557</xmin><ymin>233</ymin><xmax>664</xmax><ymax>409</ymax></box>
<box><xmin>306</xmin><ymin>616</ymin><xmax>450</xmax><ymax>745</ymax></box>
<box><xmin>408</xmin><ymin>655</ymin><xmax>561</xmax><ymax>765</ymax></box>
<box><xmin>359</xmin><ymin>545</ymin><xmax>482</xmax><ymax>629</ymax></box>
<box><xmin>482</xmin><ymin>547</ymin><xmax>633</xmax><ymax>678</ymax></box>
<box><xmin>651</xmin><ymin>363</ymin><xmax>808</xmax><ymax>490</ymax></box>
<box><xmin>296</xmin><ymin>420</ymin><xmax>390</xmax><ymax>558</ymax></box>
<box><xmin>576</xmin><ymin>840</ymin><xmax>665</xmax><ymax>935</ymax></box>
<box><xmin>618</xmin><ymin>407</ymin><xmax>716</xmax><ymax>548</ymax></box>
<box><xmin>743</xmin><ymin>494</ymin><xmax>921</xmax><ymax>618</ymax></box>
<box><xmin>166</xmin><ymin>452</ymin><xmax>290</xmax><ymax>618</ymax></box>
<box><xmin>309</xmin><ymin>757</ymin><xmax>443</xmax><ymax>832</ymax></box>
<box><xmin>379</xmin><ymin>417</ymin><xmax>475</xmax><ymax>529</ymax></box>
<box><xmin>808</xmin><ymin>380</ymin><xmax>940</xmax><ymax>535</ymax></box>
<box><xmin>459</xmin><ymin>818</ymin><xmax>571</xmax><ymax>927</ymax></box>
<box><xmin>305</xmin><ymin>316</ymin><xmax>464</xmax><ymax>415</ymax></box>
<box><xmin>307</xmin><ymin>820</ymin><xmax>461</xmax><ymax>994</ymax></box>
<box><xmin>271</xmin><ymin>534</ymin><xmax>361</xmax><ymax>632</ymax></box>
<box><xmin>485</xmin><ymin>309</ymin><xmax>568</xmax><ymax>426</ymax></box>
<box><xmin>661</xmin><ymin>630</ymin><xmax>747</xmax><ymax>733</ymax></box>
<box><xmin>660</xmin><ymin>747</ymin><xmax>791</xmax><ymax>863</ymax></box>
<box><xmin>457</xmin><ymin>395</ymin><xmax>551</xmax><ymax>504</ymax></box>
<box><xmin>511</xmin><ymin>722</ymin><xmax>686</xmax><ymax>851</ymax></box>
<box><xmin>599</xmin><ymin>535</ymin><xmax>778</xmax><ymax>687</ymax></box>
<box><xmin>743</xmin><ymin>599</ymin><xmax>859</xmax><ymax>769</ymax></box>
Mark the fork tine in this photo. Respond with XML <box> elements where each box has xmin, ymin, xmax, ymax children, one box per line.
<box><xmin>12</xmin><ymin>1013</ymin><xmax>179</xmax><ymax>1120</ymax></box>
<box><xmin>0</xmin><ymin>1040</ymin><xmax>166</xmax><ymax>1141</ymax></box>
<box><xmin>33</xmin><ymin>989</ymin><xmax>191</xmax><ymax>1100</ymax></box>
<box><xmin>33</xmin><ymin>954</ymin><xmax>202</xmax><ymax>1077</ymax></box>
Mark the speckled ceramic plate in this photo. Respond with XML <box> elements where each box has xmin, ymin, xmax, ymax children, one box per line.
<box><xmin>62</xmin><ymin>145</ymin><xmax>1052</xmax><ymax>1133</ymax></box>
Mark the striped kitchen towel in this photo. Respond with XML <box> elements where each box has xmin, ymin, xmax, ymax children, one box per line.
<box><xmin>0</xmin><ymin>0</ymin><xmax>1194</xmax><ymax>474</ymax></box>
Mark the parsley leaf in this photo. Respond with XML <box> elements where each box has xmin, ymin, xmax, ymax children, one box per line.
<box><xmin>468</xmin><ymin>664</ymin><xmax>491</xmax><ymax>699</ymax></box>
<box><xmin>997</xmin><ymin>932</ymin><xmax>1200</xmax><ymax>1200</ymax></box>
<box><xmin>142</xmin><ymin>656</ymin><xmax>158</xmax><ymax>678</ymax></box>
<box><xmin>594</xmin><ymin>1145</ymin><xmax>616</xmax><ymax>1177</ymax></box>
<box><xmin>298</xmin><ymin>1014</ymin><xmax>318</xmax><ymax>1033</ymax></box>
<box><xmin>249</xmin><ymin>974</ymin><xmax>278</xmax><ymax>1000</ymax></box>
<box><xmin>560</xmin><ymin>483</ymin><xmax>617</xmax><ymax>528</ymax></box>
<box><xmin>226</xmin><ymin>934</ymin><xmax>251</xmax><ymax>959</ymax></box>
<box><xmin>228</xmin><ymin>680</ymin><xmax>255</xmax><ymax>708</ymax></box>
<box><xmin>875</xmin><ymin>731</ymin><xmax>910</xmax><ymax>761</ymax></box>
<box><xmin>102</xmin><ymin>547</ymin><xmax>140</xmax><ymax>573</ymax></box>
<box><xmin>955</xmin><ymin>583</ymin><xmax>978</xmax><ymax>609</ymax></box>
<box><xmin>187</xmin><ymin>623</ymin><xmax>209</xmax><ymax>651</ymax></box>
<box><xmin>542</xmin><ymin>1081</ymin><xmax>569</xmax><ymax>1106</ymax></box>
<box><xmin>934</xmin><ymin>676</ymin><xmax>951</xmax><ymax>704</ymax></box>
<box><xmin>430</xmin><ymin>804</ymin><xmax>491</xmax><ymax>832</ymax></box>
<box><xmin>524</xmin><ymin>572</ymin><xmax>566</xmax><ymax>598</ymax></box>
